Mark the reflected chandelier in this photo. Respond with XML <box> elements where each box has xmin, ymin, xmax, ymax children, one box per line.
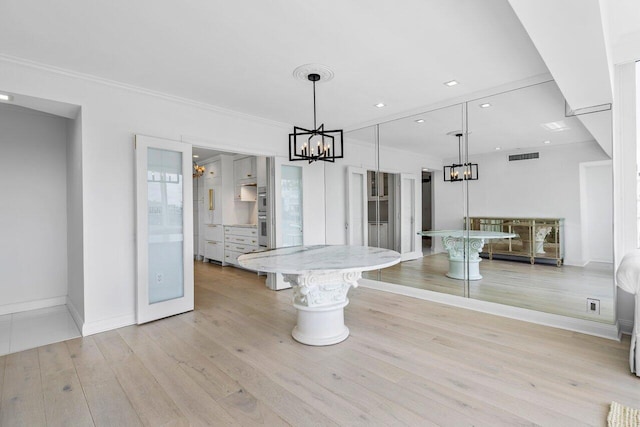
<box><xmin>443</xmin><ymin>133</ymin><xmax>478</xmax><ymax>182</ymax></box>
<box><xmin>289</xmin><ymin>73</ymin><xmax>343</xmax><ymax>163</ymax></box>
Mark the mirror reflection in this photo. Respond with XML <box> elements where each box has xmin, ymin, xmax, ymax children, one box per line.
<box><xmin>467</xmin><ymin>81</ymin><xmax>613</xmax><ymax>322</ymax></box>
<box><xmin>353</xmin><ymin>81</ymin><xmax>614</xmax><ymax>324</ymax></box>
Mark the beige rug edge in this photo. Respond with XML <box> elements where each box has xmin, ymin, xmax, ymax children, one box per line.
<box><xmin>609</xmin><ymin>401</ymin><xmax>640</xmax><ymax>427</ymax></box>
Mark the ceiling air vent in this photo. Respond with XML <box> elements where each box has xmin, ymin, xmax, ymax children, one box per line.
<box><xmin>508</xmin><ymin>152</ymin><xmax>539</xmax><ymax>161</ymax></box>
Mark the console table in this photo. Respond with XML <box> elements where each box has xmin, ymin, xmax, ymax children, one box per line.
<box><xmin>468</xmin><ymin>217</ymin><xmax>564</xmax><ymax>266</ymax></box>
<box><xmin>419</xmin><ymin>230</ymin><xmax>516</xmax><ymax>280</ymax></box>
<box><xmin>238</xmin><ymin>245</ymin><xmax>401</xmax><ymax>346</ymax></box>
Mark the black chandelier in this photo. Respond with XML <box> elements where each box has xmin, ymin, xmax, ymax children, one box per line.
<box><xmin>443</xmin><ymin>133</ymin><xmax>479</xmax><ymax>182</ymax></box>
<box><xmin>289</xmin><ymin>73</ymin><xmax>343</xmax><ymax>163</ymax></box>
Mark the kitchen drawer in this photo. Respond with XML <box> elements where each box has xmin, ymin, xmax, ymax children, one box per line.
<box><xmin>204</xmin><ymin>224</ymin><xmax>223</xmax><ymax>241</ymax></box>
<box><xmin>204</xmin><ymin>240</ymin><xmax>223</xmax><ymax>261</ymax></box>
<box><xmin>224</xmin><ymin>234</ymin><xmax>258</xmax><ymax>246</ymax></box>
<box><xmin>224</xmin><ymin>226</ymin><xmax>258</xmax><ymax>238</ymax></box>
<box><xmin>224</xmin><ymin>242</ymin><xmax>259</xmax><ymax>253</ymax></box>
<box><xmin>224</xmin><ymin>250</ymin><xmax>242</xmax><ymax>265</ymax></box>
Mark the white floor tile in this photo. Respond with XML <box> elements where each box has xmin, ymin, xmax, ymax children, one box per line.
<box><xmin>7</xmin><ymin>305</ymin><xmax>80</xmax><ymax>354</ymax></box>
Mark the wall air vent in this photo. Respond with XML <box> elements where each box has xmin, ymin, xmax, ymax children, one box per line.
<box><xmin>508</xmin><ymin>152</ymin><xmax>539</xmax><ymax>161</ymax></box>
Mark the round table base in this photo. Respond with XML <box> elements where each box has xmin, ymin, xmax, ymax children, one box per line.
<box><xmin>446</xmin><ymin>258</ymin><xmax>482</xmax><ymax>281</ymax></box>
<box><xmin>292</xmin><ymin>299</ymin><xmax>350</xmax><ymax>346</ymax></box>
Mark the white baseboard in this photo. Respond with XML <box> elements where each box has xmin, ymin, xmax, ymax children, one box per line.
<box><xmin>619</xmin><ymin>319</ymin><xmax>634</xmax><ymax>336</ymax></box>
<box><xmin>82</xmin><ymin>313</ymin><xmax>136</xmax><ymax>336</ymax></box>
<box><xmin>0</xmin><ymin>296</ymin><xmax>67</xmax><ymax>316</ymax></box>
<box><xmin>359</xmin><ymin>279</ymin><xmax>621</xmax><ymax>341</ymax></box>
<box><xmin>66</xmin><ymin>296</ymin><xmax>84</xmax><ymax>336</ymax></box>
<box><xmin>401</xmin><ymin>251</ymin><xmax>423</xmax><ymax>262</ymax></box>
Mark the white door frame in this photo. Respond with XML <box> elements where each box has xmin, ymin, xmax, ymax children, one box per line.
<box><xmin>399</xmin><ymin>172</ymin><xmax>421</xmax><ymax>261</ymax></box>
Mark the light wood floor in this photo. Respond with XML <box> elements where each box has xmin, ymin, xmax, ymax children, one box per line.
<box><xmin>365</xmin><ymin>253</ymin><xmax>615</xmax><ymax>322</ymax></box>
<box><xmin>1</xmin><ymin>262</ymin><xmax>637</xmax><ymax>426</ymax></box>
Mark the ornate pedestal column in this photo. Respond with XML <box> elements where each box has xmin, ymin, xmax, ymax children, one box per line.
<box><xmin>283</xmin><ymin>271</ymin><xmax>361</xmax><ymax>346</ymax></box>
<box><xmin>442</xmin><ymin>235</ymin><xmax>485</xmax><ymax>280</ymax></box>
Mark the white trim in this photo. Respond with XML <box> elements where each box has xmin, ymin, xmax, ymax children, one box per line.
<box><xmin>82</xmin><ymin>313</ymin><xmax>136</xmax><ymax>336</ymax></box>
<box><xmin>180</xmin><ymin>134</ymin><xmax>279</xmax><ymax>158</ymax></box>
<box><xmin>400</xmin><ymin>251</ymin><xmax>422</xmax><ymax>262</ymax></box>
<box><xmin>619</xmin><ymin>319</ymin><xmax>634</xmax><ymax>336</ymax></box>
<box><xmin>0</xmin><ymin>54</ymin><xmax>290</xmax><ymax>131</ymax></box>
<box><xmin>359</xmin><ymin>279</ymin><xmax>621</xmax><ymax>340</ymax></box>
<box><xmin>0</xmin><ymin>296</ymin><xmax>67</xmax><ymax>316</ymax></box>
<box><xmin>66</xmin><ymin>296</ymin><xmax>84</xmax><ymax>336</ymax></box>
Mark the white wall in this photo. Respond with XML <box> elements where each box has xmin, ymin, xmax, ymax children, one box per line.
<box><xmin>0</xmin><ymin>104</ymin><xmax>69</xmax><ymax>313</ymax></box>
<box><xmin>0</xmin><ymin>58</ymin><xmax>290</xmax><ymax>334</ymax></box>
<box><xmin>435</xmin><ymin>141</ymin><xmax>610</xmax><ymax>266</ymax></box>
<box><xmin>580</xmin><ymin>161</ymin><xmax>614</xmax><ymax>263</ymax></box>
<box><xmin>66</xmin><ymin>113</ymin><xmax>85</xmax><ymax>320</ymax></box>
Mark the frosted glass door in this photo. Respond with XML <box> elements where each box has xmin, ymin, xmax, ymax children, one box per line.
<box><xmin>136</xmin><ymin>135</ymin><xmax>193</xmax><ymax>324</ymax></box>
<box><xmin>281</xmin><ymin>165</ymin><xmax>303</xmax><ymax>247</ymax></box>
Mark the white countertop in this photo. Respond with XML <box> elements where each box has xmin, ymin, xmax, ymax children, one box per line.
<box><xmin>238</xmin><ymin>245</ymin><xmax>401</xmax><ymax>275</ymax></box>
<box><xmin>225</xmin><ymin>224</ymin><xmax>257</xmax><ymax>228</ymax></box>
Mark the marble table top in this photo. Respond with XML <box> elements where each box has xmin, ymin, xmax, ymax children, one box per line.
<box><xmin>419</xmin><ymin>230</ymin><xmax>516</xmax><ymax>239</ymax></box>
<box><xmin>237</xmin><ymin>245</ymin><xmax>401</xmax><ymax>275</ymax></box>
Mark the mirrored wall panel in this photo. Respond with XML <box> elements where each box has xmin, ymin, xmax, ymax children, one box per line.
<box><xmin>375</xmin><ymin>104</ymin><xmax>468</xmax><ymax>296</ymax></box>
<box><xmin>467</xmin><ymin>81</ymin><xmax>614</xmax><ymax>322</ymax></box>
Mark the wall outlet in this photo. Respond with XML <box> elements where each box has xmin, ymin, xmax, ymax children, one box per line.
<box><xmin>587</xmin><ymin>298</ymin><xmax>600</xmax><ymax>314</ymax></box>
<box><xmin>156</xmin><ymin>272</ymin><xmax>163</xmax><ymax>284</ymax></box>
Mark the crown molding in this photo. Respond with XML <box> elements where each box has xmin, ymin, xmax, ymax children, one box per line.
<box><xmin>0</xmin><ymin>54</ymin><xmax>291</xmax><ymax>131</ymax></box>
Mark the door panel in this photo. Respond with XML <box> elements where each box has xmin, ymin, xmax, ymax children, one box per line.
<box><xmin>346</xmin><ymin>167</ymin><xmax>367</xmax><ymax>245</ymax></box>
<box><xmin>136</xmin><ymin>135</ymin><xmax>194</xmax><ymax>324</ymax></box>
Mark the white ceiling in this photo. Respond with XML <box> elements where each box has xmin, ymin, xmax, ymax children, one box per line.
<box><xmin>0</xmin><ymin>0</ymin><xmax>550</xmax><ymax>130</ymax></box>
<box><xmin>347</xmin><ymin>80</ymin><xmax>597</xmax><ymax>159</ymax></box>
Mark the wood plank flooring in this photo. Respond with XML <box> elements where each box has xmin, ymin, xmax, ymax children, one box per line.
<box><xmin>365</xmin><ymin>252</ymin><xmax>615</xmax><ymax>322</ymax></box>
<box><xmin>0</xmin><ymin>261</ymin><xmax>637</xmax><ymax>426</ymax></box>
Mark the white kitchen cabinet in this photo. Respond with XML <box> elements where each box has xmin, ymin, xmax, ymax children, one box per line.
<box><xmin>234</xmin><ymin>156</ymin><xmax>256</xmax><ymax>183</ymax></box>
<box><xmin>223</xmin><ymin>225</ymin><xmax>259</xmax><ymax>266</ymax></box>
<box><xmin>367</xmin><ymin>171</ymin><xmax>389</xmax><ymax>201</ymax></box>
<box><xmin>203</xmin><ymin>224</ymin><xmax>224</xmax><ymax>262</ymax></box>
<box><xmin>368</xmin><ymin>222</ymin><xmax>389</xmax><ymax>248</ymax></box>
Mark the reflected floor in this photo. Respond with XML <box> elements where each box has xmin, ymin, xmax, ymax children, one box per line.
<box><xmin>364</xmin><ymin>252</ymin><xmax>614</xmax><ymax>322</ymax></box>
<box><xmin>0</xmin><ymin>305</ymin><xmax>81</xmax><ymax>356</ymax></box>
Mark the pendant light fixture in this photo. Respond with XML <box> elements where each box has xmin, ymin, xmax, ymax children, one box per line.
<box><xmin>289</xmin><ymin>71</ymin><xmax>343</xmax><ymax>163</ymax></box>
<box><xmin>193</xmin><ymin>162</ymin><xmax>205</xmax><ymax>178</ymax></box>
<box><xmin>443</xmin><ymin>132</ymin><xmax>479</xmax><ymax>182</ymax></box>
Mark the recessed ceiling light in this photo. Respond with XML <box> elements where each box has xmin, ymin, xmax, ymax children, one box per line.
<box><xmin>193</xmin><ymin>154</ymin><xmax>199</xmax><ymax>158</ymax></box>
<box><xmin>480</xmin><ymin>103</ymin><xmax>492</xmax><ymax>108</ymax></box>
<box><xmin>543</xmin><ymin>140</ymin><xmax>551</xmax><ymax>144</ymax></box>
<box><xmin>444</xmin><ymin>80</ymin><xmax>459</xmax><ymax>87</ymax></box>
<box><xmin>415</xmin><ymin>119</ymin><xmax>425</xmax><ymax>123</ymax></box>
<box><xmin>0</xmin><ymin>93</ymin><xmax>13</xmax><ymax>102</ymax></box>
<box><xmin>495</xmin><ymin>147</ymin><xmax>501</xmax><ymax>151</ymax></box>
<box><xmin>374</xmin><ymin>103</ymin><xmax>385</xmax><ymax>108</ymax></box>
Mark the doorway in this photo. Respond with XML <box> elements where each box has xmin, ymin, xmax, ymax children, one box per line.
<box><xmin>0</xmin><ymin>102</ymin><xmax>82</xmax><ymax>356</ymax></box>
<box><xmin>421</xmin><ymin>170</ymin><xmax>433</xmax><ymax>255</ymax></box>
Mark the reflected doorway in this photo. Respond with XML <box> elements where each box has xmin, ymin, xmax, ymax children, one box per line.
<box><xmin>421</xmin><ymin>171</ymin><xmax>433</xmax><ymax>255</ymax></box>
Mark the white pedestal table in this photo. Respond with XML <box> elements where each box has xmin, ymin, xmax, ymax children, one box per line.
<box><xmin>420</xmin><ymin>230</ymin><xmax>516</xmax><ymax>280</ymax></box>
<box><xmin>238</xmin><ymin>245</ymin><xmax>401</xmax><ymax>346</ymax></box>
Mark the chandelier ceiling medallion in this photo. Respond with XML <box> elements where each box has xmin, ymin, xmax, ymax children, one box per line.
<box><xmin>289</xmin><ymin>65</ymin><xmax>343</xmax><ymax>163</ymax></box>
<box><xmin>443</xmin><ymin>132</ymin><xmax>479</xmax><ymax>182</ymax></box>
